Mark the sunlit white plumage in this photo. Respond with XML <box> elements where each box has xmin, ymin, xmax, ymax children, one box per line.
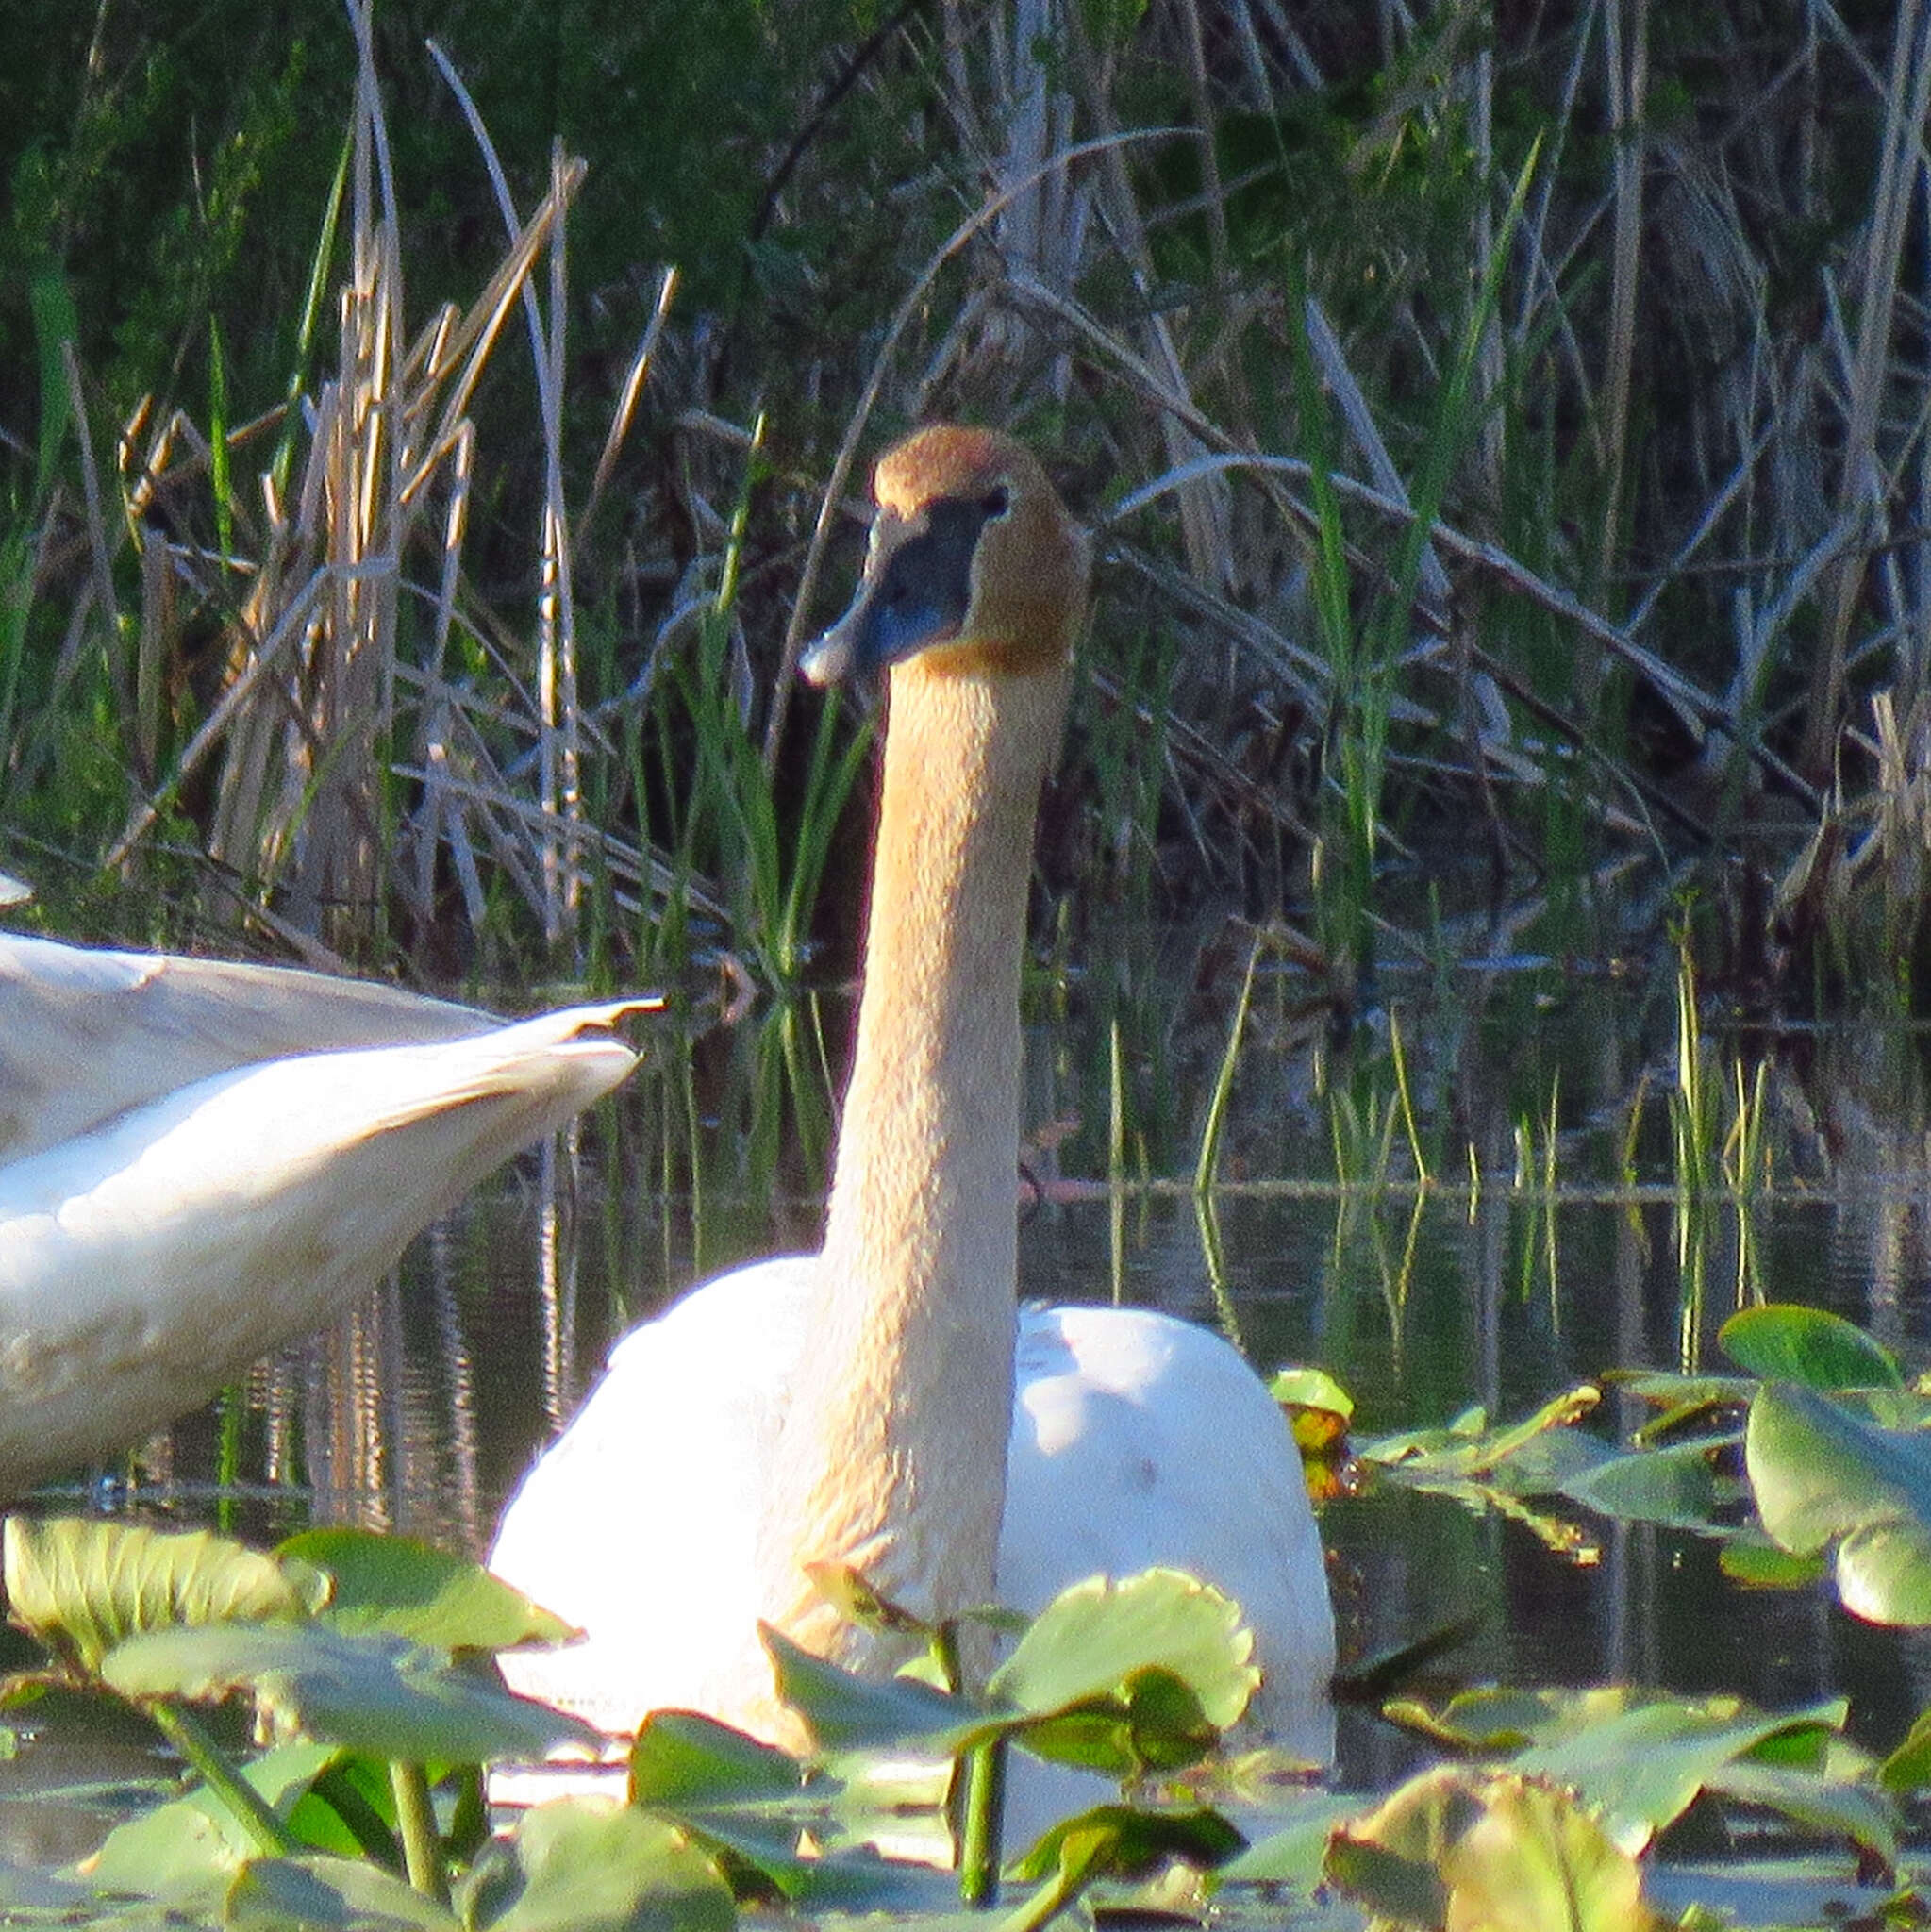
<box><xmin>491</xmin><ymin>425</ymin><xmax>1335</xmax><ymax>1763</ymax></box>
<box><xmin>0</xmin><ymin>932</ymin><xmax>640</xmax><ymax>1494</ymax></box>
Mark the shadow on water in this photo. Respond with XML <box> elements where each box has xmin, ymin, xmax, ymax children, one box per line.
<box><xmin>28</xmin><ymin>941</ymin><xmax>1931</xmax><ymax>1799</ymax></box>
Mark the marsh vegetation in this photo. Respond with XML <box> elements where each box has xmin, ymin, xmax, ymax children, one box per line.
<box><xmin>10</xmin><ymin>0</ymin><xmax>1931</xmax><ymax>1923</ymax></box>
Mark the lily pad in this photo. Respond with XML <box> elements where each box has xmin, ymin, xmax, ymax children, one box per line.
<box><xmin>763</xmin><ymin>1626</ymin><xmax>989</xmax><ymax>1760</ymax></box>
<box><xmin>1325</xmin><ymin>1765</ymin><xmax>1664</xmax><ymax>1932</ymax></box>
<box><xmin>458</xmin><ymin>1797</ymin><xmax>737</xmax><ymax>1932</ymax></box>
<box><xmin>1721</xmin><ymin>1305</ymin><xmax>1904</xmax><ymax>1389</ymax></box>
<box><xmin>990</xmin><ymin>1569</ymin><xmax>1256</xmax><ymax>1732</ymax></box>
<box><xmin>988</xmin><ymin>1571</ymin><xmax>1258</xmax><ymax>1779</ymax></box>
<box><xmin>225</xmin><ymin>1853</ymin><xmax>461</xmax><ymax>1931</ymax></box>
<box><xmin>1745</xmin><ymin>1381</ymin><xmax>1931</xmax><ymax>1624</ymax></box>
<box><xmin>278</xmin><ymin>1528</ymin><xmax>573</xmax><ymax>1651</ymax></box>
<box><xmin>629</xmin><ymin>1710</ymin><xmax>802</xmax><ymax>1810</ymax></box>
<box><xmin>1557</xmin><ymin>1436</ymin><xmax>1734</xmax><ymax>1530</ymax></box>
<box><xmin>100</xmin><ymin>1622</ymin><xmax>597</xmax><ymax>1763</ymax></box>
<box><xmin>82</xmin><ymin>1740</ymin><xmax>342</xmax><ymax>1910</ymax></box>
<box><xmin>5</xmin><ymin>1517</ymin><xmax>326</xmax><ymax>1673</ymax></box>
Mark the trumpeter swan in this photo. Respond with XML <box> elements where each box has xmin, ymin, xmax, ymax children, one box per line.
<box><xmin>0</xmin><ymin>933</ymin><xmax>640</xmax><ymax>1494</ymax></box>
<box><xmin>491</xmin><ymin>425</ymin><xmax>1335</xmax><ymax>1763</ymax></box>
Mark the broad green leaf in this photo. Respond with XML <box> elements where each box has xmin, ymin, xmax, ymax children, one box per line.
<box><xmin>624</xmin><ymin>1712</ymin><xmax>941</xmax><ymax>1909</ymax></box>
<box><xmin>5</xmin><ymin>1517</ymin><xmax>325</xmax><ymax>1672</ymax></box>
<box><xmin>1515</xmin><ymin>1695</ymin><xmax>1850</xmax><ymax>1853</ymax></box>
<box><xmin>278</xmin><ymin>1528</ymin><xmax>572</xmax><ymax>1650</ymax></box>
<box><xmin>1357</xmin><ymin>1386</ymin><xmax>1600</xmax><ymax>1480</ymax></box>
<box><xmin>1558</xmin><ymin>1437</ymin><xmax>1733</xmax><ymax>1528</ymax></box>
<box><xmin>1722</xmin><ymin>1306</ymin><xmax>1903</xmax><ymax>1389</ymax></box>
<box><xmin>1007</xmin><ymin>1805</ymin><xmax>1243</xmax><ymax>1896</ymax></box>
<box><xmin>1719</xmin><ymin>1539</ymin><xmax>1828</xmax><ymax>1589</ymax></box>
<box><xmin>1385</xmin><ymin>1684</ymin><xmax>1620</xmax><ymax>1752</ymax></box>
<box><xmin>1706</xmin><ymin>1759</ymin><xmax>1898</xmax><ymax>1871</ymax></box>
<box><xmin>101</xmin><ymin>1623</ymin><xmax>597</xmax><ymax>1763</ymax></box>
<box><xmin>225</xmin><ymin>1853</ymin><xmax>460</xmax><ymax>1931</ymax></box>
<box><xmin>1326</xmin><ymin>1765</ymin><xmax>1663</xmax><ymax>1932</ymax></box>
<box><xmin>1881</xmin><ymin>1708</ymin><xmax>1931</xmax><ymax>1790</ymax></box>
<box><xmin>762</xmin><ymin>1626</ymin><xmax>986</xmax><ymax>1759</ymax></box>
<box><xmin>458</xmin><ymin>1797</ymin><xmax>736</xmax><ymax>1932</ymax></box>
<box><xmin>1746</xmin><ymin>1382</ymin><xmax>1931</xmax><ymax>1624</ymax></box>
<box><xmin>629</xmin><ymin>1710</ymin><xmax>802</xmax><ymax>1809</ymax></box>
<box><xmin>988</xmin><ymin>1570</ymin><xmax>1257</xmax><ymax>1733</ymax></box>
<box><xmin>1269</xmin><ymin>1364</ymin><xmax>1354</xmax><ymax>1420</ymax></box>
<box><xmin>1270</xmin><ymin>1367</ymin><xmax>1354</xmax><ymax>1453</ymax></box>
<box><xmin>84</xmin><ymin>1740</ymin><xmax>341</xmax><ymax>1908</ymax></box>
<box><xmin>1216</xmin><ymin>1790</ymin><xmax>1369</xmax><ymax>1886</ymax></box>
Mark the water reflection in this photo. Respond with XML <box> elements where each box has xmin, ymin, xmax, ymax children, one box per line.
<box><xmin>30</xmin><ymin>986</ymin><xmax>1931</xmax><ymax>1789</ymax></box>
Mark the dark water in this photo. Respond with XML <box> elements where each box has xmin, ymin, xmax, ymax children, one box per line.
<box><xmin>18</xmin><ymin>966</ymin><xmax>1931</xmax><ymax>1837</ymax></box>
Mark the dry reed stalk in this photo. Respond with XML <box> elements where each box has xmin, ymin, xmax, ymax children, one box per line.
<box><xmin>1803</xmin><ymin>0</ymin><xmax>1931</xmax><ymax>770</ymax></box>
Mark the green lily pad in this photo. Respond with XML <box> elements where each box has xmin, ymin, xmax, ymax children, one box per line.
<box><xmin>5</xmin><ymin>1516</ymin><xmax>326</xmax><ymax>1673</ymax></box>
<box><xmin>1216</xmin><ymin>1789</ymin><xmax>1372</xmax><ymax>1888</ymax></box>
<box><xmin>100</xmin><ymin>1622</ymin><xmax>597</xmax><ymax>1763</ymax></box>
<box><xmin>83</xmin><ymin>1740</ymin><xmax>341</xmax><ymax>1909</ymax></box>
<box><xmin>629</xmin><ymin>1709</ymin><xmax>802</xmax><ymax>1810</ymax></box>
<box><xmin>1745</xmin><ymin>1382</ymin><xmax>1931</xmax><ymax>1624</ymax></box>
<box><xmin>1325</xmin><ymin>1765</ymin><xmax>1664</xmax><ymax>1932</ymax></box>
<box><xmin>1719</xmin><ymin>1538</ymin><xmax>1828</xmax><ymax>1589</ymax></box>
<box><xmin>278</xmin><ymin>1528</ymin><xmax>573</xmax><ymax>1651</ymax></box>
<box><xmin>1514</xmin><ymin>1694</ymin><xmax>1852</xmax><ymax>1854</ymax></box>
<box><xmin>1357</xmin><ymin>1386</ymin><xmax>1602</xmax><ymax>1482</ymax></box>
<box><xmin>458</xmin><ymin>1797</ymin><xmax>737</xmax><ymax>1932</ymax></box>
<box><xmin>1721</xmin><ymin>1306</ymin><xmax>1904</xmax><ymax>1389</ymax></box>
<box><xmin>990</xmin><ymin>1569</ymin><xmax>1256</xmax><ymax>1733</ymax></box>
<box><xmin>763</xmin><ymin>1626</ymin><xmax>988</xmax><ymax>1759</ymax></box>
<box><xmin>1557</xmin><ymin>1436</ymin><xmax>1734</xmax><ymax>1529</ymax></box>
<box><xmin>1009</xmin><ymin>1804</ymin><xmax>1243</xmax><ymax>1892</ymax></box>
<box><xmin>225</xmin><ymin>1853</ymin><xmax>461</xmax><ymax>1931</ymax></box>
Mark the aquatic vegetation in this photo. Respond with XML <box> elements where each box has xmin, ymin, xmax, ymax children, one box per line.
<box><xmin>0</xmin><ymin>1517</ymin><xmax>1280</xmax><ymax>1924</ymax></box>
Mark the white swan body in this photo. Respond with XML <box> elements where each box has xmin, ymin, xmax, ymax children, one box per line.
<box><xmin>0</xmin><ymin>933</ymin><xmax>640</xmax><ymax>1493</ymax></box>
<box><xmin>492</xmin><ymin>1263</ymin><xmax>1334</xmax><ymax>1762</ymax></box>
<box><xmin>491</xmin><ymin>425</ymin><xmax>1335</xmax><ymax>1760</ymax></box>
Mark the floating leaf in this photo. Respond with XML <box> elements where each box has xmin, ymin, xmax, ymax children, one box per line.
<box><xmin>101</xmin><ymin>1623</ymin><xmax>597</xmax><ymax>1763</ymax></box>
<box><xmin>990</xmin><ymin>1570</ymin><xmax>1255</xmax><ymax>1732</ymax></box>
<box><xmin>278</xmin><ymin>1528</ymin><xmax>572</xmax><ymax>1651</ymax></box>
<box><xmin>83</xmin><ymin>1740</ymin><xmax>341</xmax><ymax>1910</ymax></box>
<box><xmin>5</xmin><ymin>1517</ymin><xmax>325</xmax><ymax>1673</ymax></box>
<box><xmin>1746</xmin><ymin>1382</ymin><xmax>1931</xmax><ymax>1624</ymax></box>
<box><xmin>988</xmin><ymin>1572</ymin><xmax>1257</xmax><ymax>1779</ymax></box>
<box><xmin>1358</xmin><ymin>1386</ymin><xmax>1601</xmax><ymax>1481</ymax></box>
<box><xmin>1720</xmin><ymin>1539</ymin><xmax>1828</xmax><ymax>1590</ymax></box>
<box><xmin>1514</xmin><ymin>1694</ymin><xmax>1852</xmax><ymax>1854</ymax></box>
<box><xmin>1558</xmin><ymin>1436</ymin><xmax>1735</xmax><ymax>1529</ymax></box>
<box><xmin>1707</xmin><ymin>1759</ymin><xmax>1896</xmax><ymax>1874</ymax></box>
<box><xmin>1270</xmin><ymin>1366</ymin><xmax>1353</xmax><ymax>1452</ymax></box>
<box><xmin>1880</xmin><ymin>1708</ymin><xmax>1931</xmax><ymax>1791</ymax></box>
<box><xmin>225</xmin><ymin>1853</ymin><xmax>460</xmax><ymax>1930</ymax></box>
<box><xmin>1216</xmin><ymin>1790</ymin><xmax>1370</xmax><ymax>1887</ymax></box>
<box><xmin>458</xmin><ymin>1797</ymin><xmax>736</xmax><ymax>1932</ymax></box>
<box><xmin>1008</xmin><ymin>1804</ymin><xmax>1243</xmax><ymax>1915</ymax></box>
<box><xmin>629</xmin><ymin>1710</ymin><xmax>801</xmax><ymax>1810</ymax></box>
<box><xmin>762</xmin><ymin>1626</ymin><xmax>986</xmax><ymax>1759</ymax></box>
<box><xmin>1327</xmin><ymin>1765</ymin><xmax>1665</xmax><ymax>1932</ymax></box>
<box><xmin>1721</xmin><ymin>1306</ymin><xmax>1903</xmax><ymax>1390</ymax></box>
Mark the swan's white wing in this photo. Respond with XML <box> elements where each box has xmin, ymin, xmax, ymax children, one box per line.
<box><xmin>0</xmin><ymin>933</ymin><xmax>489</xmax><ymax>1162</ymax></box>
<box><xmin>1005</xmin><ymin>1304</ymin><xmax>1335</xmax><ymax>1761</ymax></box>
<box><xmin>492</xmin><ymin>1256</ymin><xmax>817</xmax><ymax>1733</ymax></box>
<box><xmin>0</xmin><ymin>1005</ymin><xmax>638</xmax><ymax>1492</ymax></box>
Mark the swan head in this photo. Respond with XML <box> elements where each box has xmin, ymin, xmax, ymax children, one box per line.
<box><xmin>803</xmin><ymin>425</ymin><xmax>1088</xmax><ymax>686</ymax></box>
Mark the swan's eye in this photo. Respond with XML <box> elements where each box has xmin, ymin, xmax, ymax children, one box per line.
<box><xmin>980</xmin><ymin>486</ymin><xmax>1011</xmax><ymax>518</ymax></box>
